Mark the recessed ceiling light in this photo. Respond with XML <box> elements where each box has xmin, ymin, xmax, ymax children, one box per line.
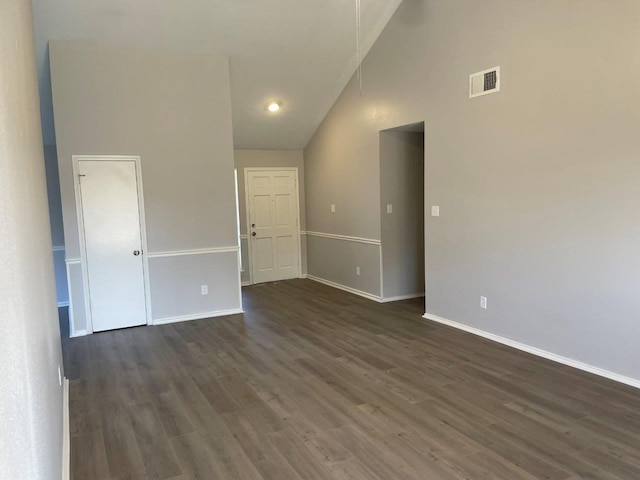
<box><xmin>266</xmin><ymin>101</ymin><xmax>281</xmax><ymax>113</ymax></box>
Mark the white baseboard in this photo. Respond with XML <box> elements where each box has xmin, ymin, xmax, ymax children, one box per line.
<box><xmin>57</xmin><ymin>301</ymin><xmax>69</xmax><ymax>308</ymax></box>
<box><xmin>381</xmin><ymin>293</ymin><xmax>425</xmax><ymax>303</ymax></box>
<box><xmin>70</xmin><ymin>329</ymin><xmax>87</xmax><ymax>338</ymax></box>
<box><xmin>423</xmin><ymin>312</ymin><xmax>640</xmax><ymax>390</ymax></box>
<box><xmin>62</xmin><ymin>378</ymin><xmax>70</xmax><ymax>480</ymax></box>
<box><xmin>241</xmin><ymin>275</ymin><xmax>307</xmax><ymax>286</ymax></box>
<box><xmin>306</xmin><ymin>274</ymin><xmax>382</xmax><ymax>302</ymax></box>
<box><xmin>153</xmin><ymin>308</ymin><xmax>244</xmax><ymax>326</ymax></box>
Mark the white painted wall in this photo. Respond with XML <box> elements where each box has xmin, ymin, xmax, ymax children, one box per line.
<box><xmin>305</xmin><ymin>0</ymin><xmax>640</xmax><ymax>383</ymax></box>
<box><xmin>0</xmin><ymin>1</ymin><xmax>64</xmax><ymax>478</ymax></box>
<box><xmin>50</xmin><ymin>42</ymin><xmax>241</xmax><ymax>333</ymax></box>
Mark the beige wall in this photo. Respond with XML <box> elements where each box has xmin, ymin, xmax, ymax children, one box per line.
<box><xmin>0</xmin><ymin>1</ymin><xmax>64</xmax><ymax>478</ymax></box>
<box><xmin>304</xmin><ymin>0</ymin><xmax>640</xmax><ymax>382</ymax></box>
<box><xmin>234</xmin><ymin>150</ymin><xmax>307</xmax><ymax>284</ymax></box>
<box><xmin>50</xmin><ymin>41</ymin><xmax>241</xmax><ymax>332</ymax></box>
<box><xmin>380</xmin><ymin>130</ymin><xmax>425</xmax><ymax>299</ymax></box>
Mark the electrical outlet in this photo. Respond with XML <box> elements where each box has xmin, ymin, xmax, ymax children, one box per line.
<box><xmin>57</xmin><ymin>365</ymin><xmax>62</xmax><ymax>386</ymax></box>
<box><xmin>331</xmin><ymin>204</ymin><xmax>336</xmax><ymax>213</ymax></box>
<box><xmin>201</xmin><ymin>285</ymin><xmax>208</xmax><ymax>295</ymax></box>
<box><xmin>480</xmin><ymin>296</ymin><xmax>487</xmax><ymax>309</ymax></box>
<box><xmin>355</xmin><ymin>266</ymin><xmax>361</xmax><ymax>276</ymax></box>
<box><xmin>431</xmin><ymin>206</ymin><xmax>440</xmax><ymax>217</ymax></box>
<box><xmin>387</xmin><ymin>204</ymin><xmax>393</xmax><ymax>214</ymax></box>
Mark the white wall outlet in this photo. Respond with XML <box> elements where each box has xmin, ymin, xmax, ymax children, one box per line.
<box><xmin>355</xmin><ymin>266</ymin><xmax>361</xmax><ymax>276</ymax></box>
<box><xmin>57</xmin><ymin>365</ymin><xmax>62</xmax><ymax>386</ymax></box>
<box><xmin>331</xmin><ymin>204</ymin><xmax>336</xmax><ymax>213</ymax></box>
<box><xmin>201</xmin><ymin>285</ymin><xmax>208</xmax><ymax>295</ymax></box>
<box><xmin>386</xmin><ymin>204</ymin><xmax>393</xmax><ymax>214</ymax></box>
<box><xmin>431</xmin><ymin>206</ymin><xmax>440</xmax><ymax>217</ymax></box>
<box><xmin>480</xmin><ymin>296</ymin><xmax>487</xmax><ymax>309</ymax></box>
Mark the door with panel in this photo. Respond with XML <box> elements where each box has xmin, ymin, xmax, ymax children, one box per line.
<box><xmin>76</xmin><ymin>157</ymin><xmax>148</xmax><ymax>332</ymax></box>
<box><xmin>246</xmin><ymin>169</ymin><xmax>301</xmax><ymax>284</ymax></box>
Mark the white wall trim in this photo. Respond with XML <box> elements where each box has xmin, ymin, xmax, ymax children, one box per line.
<box><xmin>70</xmin><ymin>329</ymin><xmax>87</xmax><ymax>338</ymax></box>
<box><xmin>235</xmin><ymin>249</ymin><xmax>243</xmax><ymax>310</ymax></box>
<box><xmin>64</xmin><ymin>261</ymin><xmax>77</xmax><ymax>337</ymax></box>
<box><xmin>241</xmin><ymin>281</ymin><xmax>251</xmax><ymax>286</ymax></box>
<box><xmin>379</xmin><ymin>245</ymin><xmax>384</xmax><ymax>299</ymax></box>
<box><xmin>300</xmin><ymin>231</ymin><xmax>307</xmax><ymax>235</ymax></box>
<box><xmin>153</xmin><ymin>308</ymin><xmax>244</xmax><ymax>326</ymax></box>
<box><xmin>65</xmin><ymin>258</ymin><xmax>81</xmax><ymax>264</ymax></box>
<box><xmin>53</xmin><ymin>245</ymin><xmax>65</xmax><ymax>252</ymax></box>
<box><xmin>306</xmin><ymin>274</ymin><xmax>382</xmax><ymax>302</ymax></box>
<box><xmin>57</xmin><ymin>301</ymin><xmax>70</xmax><ymax>308</ymax></box>
<box><xmin>422</xmin><ymin>312</ymin><xmax>640</xmax><ymax>390</ymax></box>
<box><xmin>62</xmin><ymin>378</ymin><xmax>70</xmax><ymax>480</ymax></box>
<box><xmin>306</xmin><ymin>230</ymin><xmax>381</xmax><ymax>246</ymax></box>
<box><xmin>381</xmin><ymin>293</ymin><xmax>425</xmax><ymax>303</ymax></box>
<box><xmin>147</xmin><ymin>246</ymin><xmax>239</xmax><ymax>258</ymax></box>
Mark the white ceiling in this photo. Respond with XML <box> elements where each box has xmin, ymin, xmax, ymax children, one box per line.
<box><xmin>32</xmin><ymin>0</ymin><xmax>403</xmax><ymax>150</ymax></box>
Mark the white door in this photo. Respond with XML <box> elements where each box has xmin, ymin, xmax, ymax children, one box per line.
<box><xmin>77</xmin><ymin>159</ymin><xmax>148</xmax><ymax>332</ymax></box>
<box><xmin>247</xmin><ymin>170</ymin><xmax>300</xmax><ymax>284</ymax></box>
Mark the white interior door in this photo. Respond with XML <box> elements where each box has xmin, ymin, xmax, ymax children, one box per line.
<box><xmin>77</xmin><ymin>159</ymin><xmax>148</xmax><ymax>332</ymax></box>
<box><xmin>247</xmin><ymin>170</ymin><xmax>300</xmax><ymax>284</ymax></box>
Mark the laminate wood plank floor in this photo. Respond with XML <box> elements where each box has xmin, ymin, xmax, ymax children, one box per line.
<box><xmin>63</xmin><ymin>279</ymin><xmax>640</xmax><ymax>479</ymax></box>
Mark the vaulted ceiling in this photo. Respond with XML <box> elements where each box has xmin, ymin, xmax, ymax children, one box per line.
<box><xmin>32</xmin><ymin>0</ymin><xmax>403</xmax><ymax>150</ymax></box>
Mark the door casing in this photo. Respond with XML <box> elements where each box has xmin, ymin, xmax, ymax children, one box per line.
<box><xmin>72</xmin><ymin>155</ymin><xmax>152</xmax><ymax>334</ymax></box>
<box><xmin>243</xmin><ymin>167</ymin><xmax>303</xmax><ymax>285</ymax></box>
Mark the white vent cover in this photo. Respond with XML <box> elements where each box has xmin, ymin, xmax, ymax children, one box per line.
<box><xmin>469</xmin><ymin>66</ymin><xmax>500</xmax><ymax>98</ymax></box>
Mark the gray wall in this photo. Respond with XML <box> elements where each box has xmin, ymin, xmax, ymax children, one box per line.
<box><xmin>234</xmin><ymin>150</ymin><xmax>307</xmax><ymax>284</ymax></box>
<box><xmin>380</xmin><ymin>130</ymin><xmax>425</xmax><ymax>299</ymax></box>
<box><xmin>0</xmin><ymin>1</ymin><xmax>64</xmax><ymax>478</ymax></box>
<box><xmin>50</xmin><ymin>41</ymin><xmax>241</xmax><ymax>332</ymax></box>
<box><xmin>44</xmin><ymin>145</ymin><xmax>68</xmax><ymax>306</ymax></box>
<box><xmin>304</xmin><ymin>0</ymin><xmax>640</xmax><ymax>382</ymax></box>
<box><xmin>304</xmin><ymin>112</ymin><xmax>382</xmax><ymax>296</ymax></box>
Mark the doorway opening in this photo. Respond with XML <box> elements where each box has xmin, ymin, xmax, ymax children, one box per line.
<box><xmin>379</xmin><ymin>122</ymin><xmax>425</xmax><ymax>302</ymax></box>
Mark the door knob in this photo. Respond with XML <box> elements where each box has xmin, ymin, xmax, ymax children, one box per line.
<box><xmin>251</xmin><ymin>232</ymin><xmax>257</xmax><ymax>236</ymax></box>
<box><xmin>133</xmin><ymin>250</ymin><xmax>141</xmax><ymax>256</ymax></box>
<box><xmin>251</xmin><ymin>223</ymin><xmax>256</xmax><ymax>228</ymax></box>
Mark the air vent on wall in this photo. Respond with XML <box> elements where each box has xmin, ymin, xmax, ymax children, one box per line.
<box><xmin>469</xmin><ymin>66</ymin><xmax>500</xmax><ymax>99</ymax></box>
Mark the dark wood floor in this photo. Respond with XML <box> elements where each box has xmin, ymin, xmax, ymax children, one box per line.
<box><xmin>64</xmin><ymin>279</ymin><xmax>640</xmax><ymax>480</ymax></box>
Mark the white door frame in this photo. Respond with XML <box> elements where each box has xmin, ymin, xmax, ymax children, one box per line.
<box><xmin>243</xmin><ymin>167</ymin><xmax>302</xmax><ymax>285</ymax></box>
<box><xmin>72</xmin><ymin>155</ymin><xmax>153</xmax><ymax>334</ymax></box>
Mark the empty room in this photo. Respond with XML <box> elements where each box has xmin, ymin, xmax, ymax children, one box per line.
<box><xmin>2</xmin><ymin>0</ymin><xmax>640</xmax><ymax>479</ymax></box>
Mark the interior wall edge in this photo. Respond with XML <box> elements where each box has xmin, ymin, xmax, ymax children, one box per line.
<box><xmin>152</xmin><ymin>308</ymin><xmax>244</xmax><ymax>326</ymax></box>
<box><xmin>306</xmin><ymin>275</ymin><xmax>382</xmax><ymax>303</ymax></box>
<box><xmin>423</xmin><ymin>312</ymin><xmax>640</xmax><ymax>391</ymax></box>
<box><xmin>62</xmin><ymin>379</ymin><xmax>69</xmax><ymax>480</ymax></box>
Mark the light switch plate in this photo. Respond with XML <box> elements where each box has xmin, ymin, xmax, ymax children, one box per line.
<box><xmin>431</xmin><ymin>206</ymin><xmax>440</xmax><ymax>217</ymax></box>
<box><xmin>480</xmin><ymin>296</ymin><xmax>487</xmax><ymax>309</ymax></box>
<box><xmin>201</xmin><ymin>285</ymin><xmax>208</xmax><ymax>295</ymax></box>
<box><xmin>387</xmin><ymin>204</ymin><xmax>393</xmax><ymax>214</ymax></box>
<box><xmin>331</xmin><ymin>204</ymin><xmax>336</xmax><ymax>213</ymax></box>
